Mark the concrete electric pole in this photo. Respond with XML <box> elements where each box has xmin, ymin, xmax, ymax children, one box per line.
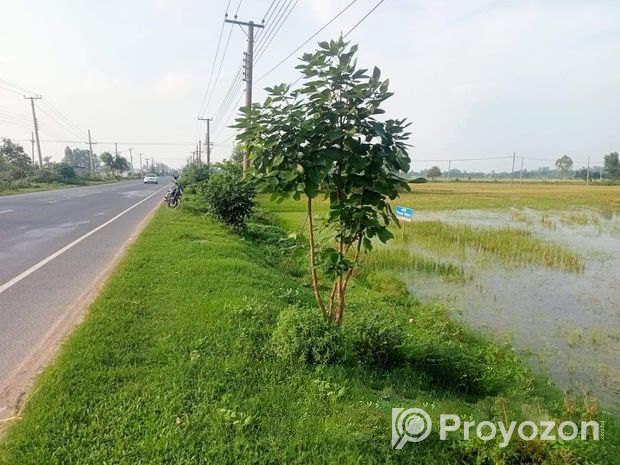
<box><xmin>25</xmin><ymin>96</ymin><xmax>43</xmax><ymax>168</ymax></box>
<box><xmin>30</xmin><ymin>132</ymin><xmax>35</xmax><ymax>165</ymax></box>
<box><xmin>198</xmin><ymin>117</ymin><xmax>213</xmax><ymax>167</ymax></box>
<box><xmin>88</xmin><ymin>129</ymin><xmax>95</xmax><ymax>175</ymax></box>
<box><xmin>225</xmin><ymin>17</ymin><xmax>264</xmax><ymax>176</ymax></box>
<box><xmin>128</xmin><ymin>147</ymin><xmax>134</xmax><ymax>173</ymax></box>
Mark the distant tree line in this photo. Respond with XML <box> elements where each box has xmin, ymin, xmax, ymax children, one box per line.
<box><xmin>410</xmin><ymin>152</ymin><xmax>620</xmax><ymax>182</ymax></box>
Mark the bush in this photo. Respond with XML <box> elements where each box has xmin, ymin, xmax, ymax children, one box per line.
<box><xmin>0</xmin><ymin>179</ymin><xmax>33</xmax><ymax>191</ymax></box>
<box><xmin>199</xmin><ymin>171</ymin><xmax>255</xmax><ymax>228</ymax></box>
<box><xmin>271</xmin><ymin>306</ymin><xmax>348</xmax><ymax>364</ymax></box>
<box><xmin>346</xmin><ymin>306</ymin><xmax>405</xmax><ymax>366</ymax></box>
<box><xmin>179</xmin><ymin>162</ymin><xmax>210</xmax><ymax>188</ymax></box>
<box><xmin>31</xmin><ymin>162</ymin><xmax>77</xmax><ymax>184</ymax></box>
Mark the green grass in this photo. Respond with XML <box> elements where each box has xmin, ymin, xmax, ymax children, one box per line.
<box><xmin>1</xmin><ymin>198</ymin><xmax>617</xmax><ymax>464</ymax></box>
<box><xmin>261</xmin><ymin>182</ymin><xmax>620</xmax><ymax>219</ymax></box>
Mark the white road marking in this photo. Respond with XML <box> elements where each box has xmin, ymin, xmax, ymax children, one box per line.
<box><xmin>0</xmin><ymin>209</ymin><xmax>14</xmax><ymax>215</ymax></box>
<box><xmin>0</xmin><ymin>185</ymin><xmax>168</xmax><ymax>296</ymax></box>
<box><xmin>47</xmin><ymin>200</ymin><xmax>58</xmax><ymax>204</ymax></box>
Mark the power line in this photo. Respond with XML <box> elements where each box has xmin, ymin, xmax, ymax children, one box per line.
<box><xmin>254</xmin><ymin>0</ymin><xmax>291</xmax><ymax>53</ymax></box>
<box><xmin>198</xmin><ymin>0</ymin><xmax>233</xmax><ymax>117</ymax></box>
<box><xmin>343</xmin><ymin>0</ymin><xmax>385</xmax><ymax>38</ymax></box>
<box><xmin>0</xmin><ymin>117</ymin><xmax>33</xmax><ymax>129</ymax></box>
<box><xmin>213</xmin><ymin>78</ymin><xmax>244</xmax><ymax>129</ymax></box>
<box><xmin>200</xmin><ymin>0</ymin><xmax>244</xmax><ymax>117</ymax></box>
<box><xmin>212</xmin><ymin>62</ymin><xmax>243</xmax><ymax>121</ymax></box>
<box><xmin>42</xmin><ymin>100</ymin><xmax>87</xmax><ymax>139</ymax></box>
<box><xmin>255</xmin><ymin>0</ymin><xmax>300</xmax><ymax>64</ymax></box>
<box><xmin>214</xmin><ymin>89</ymin><xmax>245</xmax><ymax>138</ymax></box>
<box><xmin>0</xmin><ymin>77</ymin><xmax>37</xmax><ymax>96</ymax></box>
<box><xmin>256</xmin><ymin>0</ymin><xmax>360</xmax><ymax>83</ymax></box>
<box><xmin>0</xmin><ymin>109</ymin><xmax>31</xmax><ymax>122</ymax></box>
<box><xmin>12</xmin><ymin>139</ymin><xmax>203</xmax><ymax>146</ymax></box>
<box><xmin>261</xmin><ymin>0</ymin><xmax>279</xmax><ymax>25</ymax></box>
<box><xmin>36</xmin><ymin>104</ymin><xmax>85</xmax><ymax>140</ymax></box>
<box><xmin>413</xmin><ymin>156</ymin><xmax>513</xmax><ymax>162</ymax></box>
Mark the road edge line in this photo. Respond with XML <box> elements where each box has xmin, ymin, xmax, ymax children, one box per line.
<box><xmin>0</xmin><ymin>185</ymin><xmax>168</xmax><ymax>295</ymax></box>
<box><xmin>0</xmin><ymin>196</ymin><xmax>165</xmax><ymax>424</ymax></box>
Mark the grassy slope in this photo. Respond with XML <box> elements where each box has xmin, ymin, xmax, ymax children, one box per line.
<box><xmin>1</xmin><ymin>202</ymin><xmax>617</xmax><ymax>464</ymax></box>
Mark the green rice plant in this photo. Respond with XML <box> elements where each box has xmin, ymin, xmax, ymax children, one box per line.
<box><xmin>510</xmin><ymin>210</ymin><xmax>533</xmax><ymax>225</ymax></box>
<box><xmin>397</xmin><ymin>220</ymin><xmax>583</xmax><ymax>272</ymax></box>
<box><xmin>560</xmin><ymin>211</ymin><xmax>590</xmax><ymax>225</ymax></box>
<box><xmin>362</xmin><ymin>247</ymin><xmax>466</xmax><ymax>282</ymax></box>
<box><xmin>540</xmin><ymin>214</ymin><xmax>556</xmax><ymax>230</ymax></box>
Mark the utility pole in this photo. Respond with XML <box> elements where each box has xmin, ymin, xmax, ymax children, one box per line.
<box><xmin>225</xmin><ymin>17</ymin><xmax>264</xmax><ymax>176</ymax></box>
<box><xmin>88</xmin><ymin>129</ymin><xmax>94</xmax><ymax>175</ymax></box>
<box><xmin>30</xmin><ymin>132</ymin><xmax>35</xmax><ymax>165</ymax></box>
<box><xmin>128</xmin><ymin>147</ymin><xmax>134</xmax><ymax>173</ymax></box>
<box><xmin>586</xmin><ymin>156</ymin><xmax>590</xmax><ymax>185</ymax></box>
<box><xmin>198</xmin><ymin>117</ymin><xmax>212</xmax><ymax>167</ymax></box>
<box><xmin>511</xmin><ymin>152</ymin><xmax>516</xmax><ymax>185</ymax></box>
<box><xmin>447</xmin><ymin>160</ymin><xmax>451</xmax><ymax>182</ymax></box>
<box><xmin>139</xmin><ymin>153</ymin><xmax>143</xmax><ymax>175</ymax></box>
<box><xmin>25</xmin><ymin>96</ymin><xmax>43</xmax><ymax>168</ymax></box>
<box><xmin>151</xmin><ymin>157</ymin><xmax>154</xmax><ymax>173</ymax></box>
<box><xmin>198</xmin><ymin>140</ymin><xmax>202</xmax><ymax>163</ymax></box>
<box><xmin>519</xmin><ymin>156</ymin><xmax>524</xmax><ymax>184</ymax></box>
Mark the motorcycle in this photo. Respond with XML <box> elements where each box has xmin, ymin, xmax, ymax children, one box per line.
<box><xmin>164</xmin><ymin>176</ymin><xmax>183</xmax><ymax>209</ymax></box>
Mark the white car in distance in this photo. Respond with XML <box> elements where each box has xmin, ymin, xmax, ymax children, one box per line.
<box><xmin>143</xmin><ymin>173</ymin><xmax>158</xmax><ymax>184</ymax></box>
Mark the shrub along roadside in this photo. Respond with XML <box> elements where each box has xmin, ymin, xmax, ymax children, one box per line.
<box><xmin>198</xmin><ymin>170</ymin><xmax>255</xmax><ymax>228</ymax></box>
<box><xmin>0</xmin><ymin>198</ymin><xmax>616</xmax><ymax>464</ymax></box>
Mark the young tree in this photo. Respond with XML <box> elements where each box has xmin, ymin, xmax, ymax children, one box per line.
<box><xmin>100</xmin><ymin>152</ymin><xmax>114</xmax><ymax>173</ymax></box>
<box><xmin>113</xmin><ymin>155</ymin><xmax>130</xmax><ymax>173</ymax></box>
<box><xmin>603</xmin><ymin>152</ymin><xmax>619</xmax><ymax>179</ymax></box>
<box><xmin>63</xmin><ymin>146</ymin><xmax>91</xmax><ymax>176</ymax></box>
<box><xmin>427</xmin><ymin>166</ymin><xmax>441</xmax><ymax>181</ymax></box>
<box><xmin>0</xmin><ymin>138</ymin><xmax>33</xmax><ymax>179</ymax></box>
<box><xmin>555</xmin><ymin>155</ymin><xmax>573</xmax><ymax>179</ymax></box>
<box><xmin>229</xmin><ymin>143</ymin><xmax>244</xmax><ymax>166</ymax></box>
<box><xmin>236</xmin><ymin>38</ymin><xmax>411</xmax><ymax>323</ymax></box>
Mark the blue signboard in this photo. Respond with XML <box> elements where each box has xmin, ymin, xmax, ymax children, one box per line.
<box><xmin>395</xmin><ymin>205</ymin><xmax>413</xmax><ymax>221</ymax></box>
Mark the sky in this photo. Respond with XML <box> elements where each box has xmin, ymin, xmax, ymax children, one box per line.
<box><xmin>0</xmin><ymin>0</ymin><xmax>618</xmax><ymax>172</ymax></box>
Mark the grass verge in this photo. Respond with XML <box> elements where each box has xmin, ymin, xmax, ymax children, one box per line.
<box><xmin>0</xmin><ymin>178</ymin><xmax>132</xmax><ymax>196</ymax></box>
<box><xmin>0</xmin><ymin>198</ymin><xmax>616</xmax><ymax>464</ymax></box>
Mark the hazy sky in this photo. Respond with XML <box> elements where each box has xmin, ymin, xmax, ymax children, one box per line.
<box><xmin>0</xmin><ymin>0</ymin><xmax>618</xmax><ymax>171</ymax></box>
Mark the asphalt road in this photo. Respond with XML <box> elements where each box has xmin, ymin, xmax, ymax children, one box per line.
<box><xmin>0</xmin><ymin>179</ymin><xmax>169</xmax><ymax>385</ymax></box>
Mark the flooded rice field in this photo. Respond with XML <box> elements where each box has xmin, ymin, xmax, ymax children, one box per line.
<box><xmin>400</xmin><ymin>208</ymin><xmax>620</xmax><ymax>411</ymax></box>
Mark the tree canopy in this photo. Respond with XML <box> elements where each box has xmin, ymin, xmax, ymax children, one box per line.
<box><xmin>236</xmin><ymin>37</ymin><xmax>411</xmax><ymax>323</ymax></box>
<box><xmin>0</xmin><ymin>138</ymin><xmax>33</xmax><ymax>180</ymax></box>
<box><xmin>555</xmin><ymin>155</ymin><xmax>573</xmax><ymax>178</ymax></box>
<box><xmin>604</xmin><ymin>152</ymin><xmax>619</xmax><ymax>179</ymax></box>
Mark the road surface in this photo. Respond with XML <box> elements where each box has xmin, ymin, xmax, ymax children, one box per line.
<box><xmin>0</xmin><ymin>179</ymin><xmax>168</xmax><ymax>412</ymax></box>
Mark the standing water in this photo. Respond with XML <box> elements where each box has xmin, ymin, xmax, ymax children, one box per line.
<box><xmin>401</xmin><ymin>209</ymin><xmax>620</xmax><ymax>412</ymax></box>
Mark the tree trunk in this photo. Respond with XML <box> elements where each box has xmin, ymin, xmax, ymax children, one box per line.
<box><xmin>307</xmin><ymin>197</ymin><xmax>326</xmax><ymax>315</ymax></box>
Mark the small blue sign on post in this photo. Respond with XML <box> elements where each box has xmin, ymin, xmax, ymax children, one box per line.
<box><xmin>395</xmin><ymin>205</ymin><xmax>414</xmax><ymax>222</ymax></box>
